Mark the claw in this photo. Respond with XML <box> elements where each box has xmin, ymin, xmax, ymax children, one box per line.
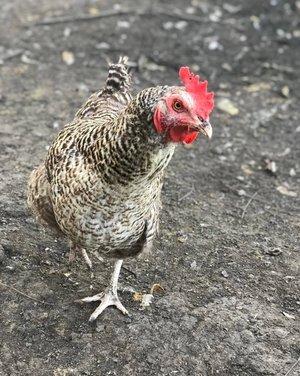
<box><xmin>88</xmin><ymin>289</ymin><xmax>128</xmax><ymax>322</ymax></box>
<box><xmin>76</xmin><ymin>259</ymin><xmax>128</xmax><ymax>321</ymax></box>
<box><xmin>78</xmin><ymin>289</ymin><xmax>128</xmax><ymax>321</ymax></box>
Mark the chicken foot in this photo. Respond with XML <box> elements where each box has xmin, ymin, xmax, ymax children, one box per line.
<box><xmin>79</xmin><ymin>259</ymin><xmax>128</xmax><ymax>321</ymax></box>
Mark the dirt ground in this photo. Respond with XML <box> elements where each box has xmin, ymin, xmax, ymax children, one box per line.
<box><xmin>0</xmin><ymin>0</ymin><xmax>299</xmax><ymax>375</ymax></box>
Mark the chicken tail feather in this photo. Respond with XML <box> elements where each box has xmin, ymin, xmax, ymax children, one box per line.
<box><xmin>105</xmin><ymin>56</ymin><xmax>131</xmax><ymax>93</ymax></box>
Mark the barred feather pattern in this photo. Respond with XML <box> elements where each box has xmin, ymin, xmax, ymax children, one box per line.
<box><xmin>27</xmin><ymin>164</ymin><xmax>62</xmax><ymax>234</ymax></box>
<box><xmin>46</xmin><ymin>89</ymin><xmax>174</xmax><ymax>257</ymax></box>
<box><xmin>75</xmin><ymin>57</ymin><xmax>132</xmax><ymax>121</ymax></box>
<box><xmin>28</xmin><ymin>68</ymin><xmax>175</xmax><ymax>258</ymax></box>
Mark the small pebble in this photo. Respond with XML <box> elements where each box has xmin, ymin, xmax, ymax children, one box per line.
<box><xmin>95</xmin><ymin>42</ymin><xmax>110</xmax><ymax>50</ymax></box>
<box><xmin>263</xmin><ymin>158</ymin><xmax>277</xmax><ymax>174</ymax></box>
<box><xmin>63</xmin><ymin>27</ymin><xmax>71</xmax><ymax>38</ymax></box>
<box><xmin>289</xmin><ymin>168</ymin><xmax>296</xmax><ymax>177</ymax></box>
<box><xmin>52</xmin><ymin>121</ymin><xmax>60</xmax><ymax>130</ymax></box>
<box><xmin>175</xmin><ymin>21</ymin><xmax>188</xmax><ymax>30</ymax></box>
<box><xmin>163</xmin><ymin>21</ymin><xmax>174</xmax><ymax>30</ymax></box>
<box><xmin>221</xmin><ymin>270</ymin><xmax>229</xmax><ymax>278</ymax></box>
<box><xmin>117</xmin><ymin>20</ymin><xmax>130</xmax><ymax>28</ymax></box>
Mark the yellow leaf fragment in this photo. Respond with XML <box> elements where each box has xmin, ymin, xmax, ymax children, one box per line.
<box><xmin>217</xmin><ymin>98</ymin><xmax>239</xmax><ymax>116</ymax></box>
<box><xmin>246</xmin><ymin>82</ymin><xmax>271</xmax><ymax>92</ymax></box>
<box><xmin>281</xmin><ymin>85</ymin><xmax>290</xmax><ymax>97</ymax></box>
<box><xmin>276</xmin><ymin>185</ymin><xmax>297</xmax><ymax>197</ymax></box>
<box><xmin>89</xmin><ymin>7</ymin><xmax>100</xmax><ymax>16</ymax></box>
<box><xmin>132</xmin><ymin>292</ymin><xmax>143</xmax><ymax>302</ymax></box>
<box><xmin>241</xmin><ymin>164</ymin><xmax>253</xmax><ymax>176</ymax></box>
<box><xmin>62</xmin><ymin>51</ymin><xmax>75</xmax><ymax>66</ymax></box>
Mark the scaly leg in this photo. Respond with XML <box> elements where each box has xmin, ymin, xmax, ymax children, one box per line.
<box><xmin>68</xmin><ymin>242</ymin><xmax>93</xmax><ymax>270</ymax></box>
<box><xmin>81</xmin><ymin>248</ymin><xmax>93</xmax><ymax>270</ymax></box>
<box><xmin>78</xmin><ymin>259</ymin><xmax>128</xmax><ymax>321</ymax></box>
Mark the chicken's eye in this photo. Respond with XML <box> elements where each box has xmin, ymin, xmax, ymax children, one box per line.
<box><xmin>172</xmin><ymin>100</ymin><xmax>184</xmax><ymax>112</ymax></box>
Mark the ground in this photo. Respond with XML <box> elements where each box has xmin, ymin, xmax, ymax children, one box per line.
<box><xmin>0</xmin><ymin>0</ymin><xmax>299</xmax><ymax>375</ymax></box>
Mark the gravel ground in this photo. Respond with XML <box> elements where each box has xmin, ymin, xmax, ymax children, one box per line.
<box><xmin>0</xmin><ymin>0</ymin><xmax>299</xmax><ymax>375</ymax></box>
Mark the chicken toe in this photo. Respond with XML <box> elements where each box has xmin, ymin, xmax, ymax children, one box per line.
<box><xmin>83</xmin><ymin>289</ymin><xmax>128</xmax><ymax>321</ymax></box>
<box><xmin>78</xmin><ymin>259</ymin><xmax>128</xmax><ymax>321</ymax></box>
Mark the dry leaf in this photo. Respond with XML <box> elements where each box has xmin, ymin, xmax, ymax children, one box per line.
<box><xmin>62</xmin><ymin>51</ymin><xmax>75</xmax><ymax>66</ymax></box>
<box><xmin>282</xmin><ymin>311</ymin><xmax>295</xmax><ymax>320</ymax></box>
<box><xmin>177</xmin><ymin>234</ymin><xmax>188</xmax><ymax>243</ymax></box>
<box><xmin>217</xmin><ymin>98</ymin><xmax>239</xmax><ymax>115</ymax></box>
<box><xmin>276</xmin><ymin>185</ymin><xmax>297</xmax><ymax>197</ymax></box>
<box><xmin>88</xmin><ymin>7</ymin><xmax>100</xmax><ymax>16</ymax></box>
<box><xmin>281</xmin><ymin>85</ymin><xmax>289</xmax><ymax>97</ymax></box>
<box><xmin>246</xmin><ymin>82</ymin><xmax>271</xmax><ymax>92</ymax></box>
<box><xmin>133</xmin><ymin>283</ymin><xmax>164</xmax><ymax>307</ymax></box>
<box><xmin>241</xmin><ymin>164</ymin><xmax>253</xmax><ymax>175</ymax></box>
<box><xmin>150</xmin><ymin>283</ymin><xmax>164</xmax><ymax>294</ymax></box>
<box><xmin>132</xmin><ymin>292</ymin><xmax>143</xmax><ymax>302</ymax></box>
<box><xmin>265</xmin><ymin>248</ymin><xmax>282</xmax><ymax>256</ymax></box>
<box><xmin>141</xmin><ymin>294</ymin><xmax>153</xmax><ymax>308</ymax></box>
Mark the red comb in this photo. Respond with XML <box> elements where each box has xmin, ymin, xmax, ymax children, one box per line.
<box><xmin>179</xmin><ymin>66</ymin><xmax>214</xmax><ymax>120</ymax></box>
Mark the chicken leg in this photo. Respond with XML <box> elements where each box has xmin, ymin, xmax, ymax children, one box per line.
<box><xmin>68</xmin><ymin>242</ymin><xmax>93</xmax><ymax>270</ymax></box>
<box><xmin>79</xmin><ymin>259</ymin><xmax>128</xmax><ymax>321</ymax></box>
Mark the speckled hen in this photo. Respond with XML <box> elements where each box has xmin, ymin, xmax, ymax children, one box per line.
<box><xmin>27</xmin><ymin>57</ymin><xmax>214</xmax><ymax>321</ymax></box>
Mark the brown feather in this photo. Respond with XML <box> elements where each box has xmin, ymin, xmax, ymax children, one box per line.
<box><xmin>27</xmin><ymin>59</ymin><xmax>174</xmax><ymax>259</ymax></box>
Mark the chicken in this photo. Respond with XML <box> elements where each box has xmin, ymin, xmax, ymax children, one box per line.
<box><xmin>27</xmin><ymin>57</ymin><xmax>214</xmax><ymax>321</ymax></box>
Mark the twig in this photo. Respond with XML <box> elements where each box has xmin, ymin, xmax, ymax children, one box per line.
<box><xmin>0</xmin><ymin>280</ymin><xmax>53</xmax><ymax>306</ymax></box>
<box><xmin>150</xmin><ymin>9</ymin><xmax>203</xmax><ymax>23</ymax></box>
<box><xmin>241</xmin><ymin>191</ymin><xmax>258</xmax><ymax>219</ymax></box>
<box><xmin>178</xmin><ymin>190</ymin><xmax>194</xmax><ymax>202</ymax></box>
<box><xmin>262</xmin><ymin>62</ymin><xmax>295</xmax><ymax>74</ymax></box>
<box><xmin>122</xmin><ymin>266</ymin><xmax>137</xmax><ymax>278</ymax></box>
<box><xmin>178</xmin><ymin>184</ymin><xmax>195</xmax><ymax>202</ymax></box>
<box><xmin>35</xmin><ymin>9</ymin><xmax>132</xmax><ymax>25</ymax></box>
<box><xmin>34</xmin><ymin>8</ymin><xmax>203</xmax><ymax>26</ymax></box>
<box><xmin>284</xmin><ymin>357</ymin><xmax>300</xmax><ymax>376</ymax></box>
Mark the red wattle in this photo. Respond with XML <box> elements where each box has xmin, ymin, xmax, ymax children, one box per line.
<box><xmin>183</xmin><ymin>131</ymin><xmax>198</xmax><ymax>144</ymax></box>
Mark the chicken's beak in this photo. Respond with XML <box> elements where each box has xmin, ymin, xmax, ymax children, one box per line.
<box><xmin>199</xmin><ymin>120</ymin><xmax>213</xmax><ymax>139</ymax></box>
<box><xmin>190</xmin><ymin>119</ymin><xmax>213</xmax><ymax>139</ymax></box>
